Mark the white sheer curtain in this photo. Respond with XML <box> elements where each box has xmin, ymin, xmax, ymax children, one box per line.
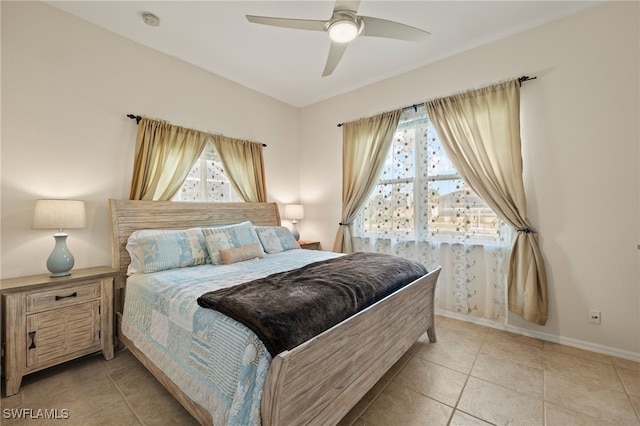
<box><xmin>352</xmin><ymin>239</ymin><xmax>510</xmax><ymax>320</ymax></box>
<box><xmin>352</xmin><ymin>105</ymin><xmax>510</xmax><ymax>321</ymax></box>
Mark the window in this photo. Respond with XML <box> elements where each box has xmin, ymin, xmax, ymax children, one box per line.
<box><xmin>354</xmin><ymin>105</ymin><xmax>501</xmax><ymax>244</ymax></box>
<box><xmin>172</xmin><ymin>141</ymin><xmax>240</xmax><ymax>202</ymax></box>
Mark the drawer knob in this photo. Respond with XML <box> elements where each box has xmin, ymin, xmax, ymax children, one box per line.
<box><xmin>28</xmin><ymin>331</ymin><xmax>36</xmax><ymax>349</ymax></box>
<box><xmin>55</xmin><ymin>292</ymin><xmax>77</xmax><ymax>301</ymax></box>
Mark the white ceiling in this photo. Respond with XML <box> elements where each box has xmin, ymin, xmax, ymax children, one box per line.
<box><xmin>46</xmin><ymin>1</ymin><xmax>602</xmax><ymax>108</ymax></box>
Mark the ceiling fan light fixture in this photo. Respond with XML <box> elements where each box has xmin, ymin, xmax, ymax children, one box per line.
<box><xmin>328</xmin><ymin>20</ymin><xmax>359</xmax><ymax>43</ymax></box>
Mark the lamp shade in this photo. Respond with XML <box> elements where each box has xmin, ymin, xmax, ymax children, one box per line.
<box><xmin>33</xmin><ymin>199</ymin><xmax>87</xmax><ymax>231</ymax></box>
<box><xmin>284</xmin><ymin>204</ymin><xmax>304</xmax><ymax>220</ymax></box>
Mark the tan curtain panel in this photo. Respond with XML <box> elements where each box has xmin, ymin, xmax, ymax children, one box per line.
<box><xmin>213</xmin><ymin>136</ymin><xmax>267</xmax><ymax>202</ymax></box>
<box><xmin>425</xmin><ymin>80</ymin><xmax>548</xmax><ymax>325</ymax></box>
<box><xmin>129</xmin><ymin>118</ymin><xmax>209</xmax><ymax>200</ymax></box>
<box><xmin>333</xmin><ymin>110</ymin><xmax>402</xmax><ymax>254</ymax></box>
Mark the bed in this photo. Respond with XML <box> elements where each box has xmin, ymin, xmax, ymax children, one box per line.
<box><xmin>109</xmin><ymin>199</ymin><xmax>440</xmax><ymax>425</ymax></box>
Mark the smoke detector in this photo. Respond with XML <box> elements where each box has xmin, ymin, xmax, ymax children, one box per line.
<box><xmin>142</xmin><ymin>12</ymin><xmax>160</xmax><ymax>27</ymax></box>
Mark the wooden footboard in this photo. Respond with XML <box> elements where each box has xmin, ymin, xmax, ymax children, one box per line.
<box><xmin>261</xmin><ymin>267</ymin><xmax>440</xmax><ymax>426</ymax></box>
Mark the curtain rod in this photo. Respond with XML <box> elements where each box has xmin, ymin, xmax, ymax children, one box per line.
<box><xmin>126</xmin><ymin>114</ymin><xmax>267</xmax><ymax>147</ymax></box>
<box><xmin>336</xmin><ymin>75</ymin><xmax>537</xmax><ymax>127</ymax></box>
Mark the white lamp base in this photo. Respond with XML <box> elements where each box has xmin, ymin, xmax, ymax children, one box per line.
<box><xmin>47</xmin><ymin>233</ymin><xmax>75</xmax><ymax>277</ymax></box>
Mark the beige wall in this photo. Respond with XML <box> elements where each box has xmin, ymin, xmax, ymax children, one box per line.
<box><xmin>1</xmin><ymin>1</ymin><xmax>301</xmax><ymax>279</ymax></box>
<box><xmin>299</xmin><ymin>2</ymin><xmax>640</xmax><ymax>357</ymax></box>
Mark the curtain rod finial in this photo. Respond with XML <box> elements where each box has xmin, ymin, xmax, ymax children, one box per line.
<box><xmin>517</xmin><ymin>76</ymin><xmax>537</xmax><ymax>87</ymax></box>
<box><xmin>126</xmin><ymin>114</ymin><xmax>142</xmax><ymax>124</ymax></box>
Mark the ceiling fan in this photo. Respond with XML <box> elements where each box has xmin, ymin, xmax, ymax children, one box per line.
<box><xmin>246</xmin><ymin>0</ymin><xmax>430</xmax><ymax>77</ymax></box>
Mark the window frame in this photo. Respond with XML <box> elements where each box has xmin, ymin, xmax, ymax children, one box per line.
<box><xmin>354</xmin><ymin>107</ymin><xmax>501</xmax><ymax>245</ymax></box>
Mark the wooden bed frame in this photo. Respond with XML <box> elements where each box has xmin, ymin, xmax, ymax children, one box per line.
<box><xmin>109</xmin><ymin>199</ymin><xmax>440</xmax><ymax>426</ymax></box>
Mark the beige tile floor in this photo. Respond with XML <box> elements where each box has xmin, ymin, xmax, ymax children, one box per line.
<box><xmin>2</xmin><ymin>316</ymin><xmax>639</xmax><ymax>425</ymax></box>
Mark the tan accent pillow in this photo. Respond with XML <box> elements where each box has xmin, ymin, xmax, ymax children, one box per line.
<box><xmin>219</xmin><ymin>243</ymin><xmax>264</xmax><ymax>265</ymax></box>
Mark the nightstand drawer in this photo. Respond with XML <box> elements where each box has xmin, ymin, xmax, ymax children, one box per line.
<box><xmin>26</xmin><ymin>281</ymin><xmax>101</xmax><ymax>313</ymax></box>
<box><xmin>26</xmin><ymin>300</ymin><xmax>101</xmax><ymax>367</ymax></box>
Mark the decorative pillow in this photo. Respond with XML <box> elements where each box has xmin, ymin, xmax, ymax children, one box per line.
<box><xmin>125</xmin><ymin>228</ymin><xmax>209</xmax><ymax>275</ymax></box>
<box><xmin>219</xmin><ymin>243</ymin><xmax>264</xmax><ymax>265</ymax></box>
<box><xmin>202</xmin><ymin>221</ymin><xmax>264</xmax><ymax>265</ymax></box>
<box><xmin>254</xmin><ymin>226</ymin><xmax>301</xmax><ymax>254</ymax></box>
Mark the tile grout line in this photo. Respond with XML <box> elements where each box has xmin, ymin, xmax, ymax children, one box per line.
<box><xmin>542</xmin><ymin>345</ymin><xmax>547</xmax><ymax>426</ymax></box>
<box><xmin>542</xmin><ymin>341</ymin><xmax>640</xmax><ymax>425</ymax></box>
<box><xmin>348</xmin><ymin>339</ymin><xmax>426</xmax><ymax>425</ymax></box>
<box><xmin>445</xmin><ymin>327</ymin><xmax>491</xmax><ymax>426</ymax></box>
<box><xmin>106</xmin><ymin>366</ymin><xmax>147</xmax><ymax>426</ymax></box>
<box><xmin>612</xmin><ymin>362</ymin><xmax>640</xmax><ymax>424</ymax></box>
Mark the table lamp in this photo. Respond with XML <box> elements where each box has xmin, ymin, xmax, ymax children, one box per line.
<box><xmin>284</xmin><ymin>204</ymin><xmax>304</xmax><ymax>241</ymax></box>
<box><xmin>32</xmin><ymin>199</ymin><xmax>87</xmax><ymax>277</ymax></box>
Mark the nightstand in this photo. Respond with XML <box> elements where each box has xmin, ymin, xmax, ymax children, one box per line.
<box><xmin>1</xmin><ymin>266</ymin><xmax>117</xmax><ymax>396</ymax></box>
<box><xmin>298</xmin><ymin>240</ymin><xmax>320</xmax><ymax>250</ymax></box>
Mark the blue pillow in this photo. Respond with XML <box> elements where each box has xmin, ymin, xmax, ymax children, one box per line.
<box><xmin>254</xmin><ymin>226</ymin><xmax>301</xmax><ymax>254</ymax></box>
<box><xmin>202</xmin><ymin>221</ymin><xmax>264</xmax><ymax>264</ymax></box>
<box><xmin>126</xmin><ymin>228</ymin><xmax>209</xmax><ymax>274</ymax></box>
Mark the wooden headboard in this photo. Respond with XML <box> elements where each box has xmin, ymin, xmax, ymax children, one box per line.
<box><xmin>108</xmin><ymin>199</ymin><xmax>281</xmax><ymax>297</ymax></box>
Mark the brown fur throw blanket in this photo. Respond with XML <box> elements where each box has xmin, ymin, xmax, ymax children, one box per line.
<box><xmin>197</xmin><ymin>252</ymin><xmax>428</xmax><ymax>356</ymax></box>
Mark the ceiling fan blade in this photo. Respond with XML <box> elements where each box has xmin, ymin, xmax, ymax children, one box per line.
<box><xmin>334</xmin><ymin>0</ymin><xmax>360</xmax><ymax>12</ymax></box>
<box><xmin>360</xmin><ymin>16</ymin><xmax>430</xmax><ymax>42</ymax></box>
<box><xmin>322</xmin><ymin>41</ymin><xmax>349</xmax><ymax>77</ymax></box>
<box><xmin>246</xmin><ymin>15</ymin><xmax>327</xmax><ymax>32</ymax></box>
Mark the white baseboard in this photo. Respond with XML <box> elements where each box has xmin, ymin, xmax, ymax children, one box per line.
<box><xmin>435</xmin><ymin>309</ymin><xmax>640</xmax><ymax>363</ymax></box>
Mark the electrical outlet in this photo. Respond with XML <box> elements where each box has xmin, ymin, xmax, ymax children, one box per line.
<box><xmin>589</xmin><ymin>309</ymin><xmax>601</xmax><ymax>325</ymax></box>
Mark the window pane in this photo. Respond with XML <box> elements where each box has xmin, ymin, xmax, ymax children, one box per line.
<box><xmin>175</xmin><ymin>161</ymin><xmax>202</xmax><ymax>201</ymax></box>
<box><xmin>427</xmin><ymin>178</ymin><xmax>501</xmax><ymax>241</ymax></box>
<box><xmin>424</xmin><ymin>131</ymin><xmax>500</xmax><ymax>242</ymax></box>
<box><xmin>173</xmin><ymin>142</ymin><xmax>239</xmax><ymax>202</ymax></box>
<box><xmin>205</xmin><ymin>159</ymin><xmax>239</xmax><ymax>202</ymax></box>
<box><xmin>380</xmin><ymin>128</ymin><xmax>416</xmax><ymax>181</ymax></box>
<box><xmin>360</xmin><ymin>181</ymin><xmax>414</xmax><ymax>236</ymax></box>
<box><xmin>176</xmin><ymin>178</ymin><xmax>202</xmax><ymax>201</ymax></box>
<box><xmin>426</xmin><ymin>130</ymin><xmax>457</xmax><ymax>178</ymax></box>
